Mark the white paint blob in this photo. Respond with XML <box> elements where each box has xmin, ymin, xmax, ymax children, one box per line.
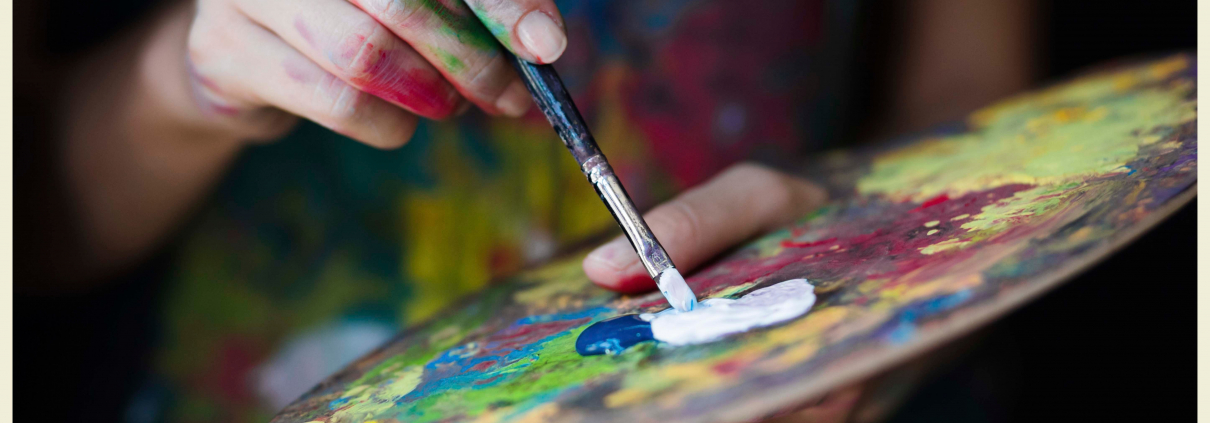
<box><xmin>642</xmin><ymin>279</ymin><xmax>816</xmax><ymax>346</ymax></box>
<box><xmin>656</xmin><ymin>267</ymin><xmax>699</xmax><ymax>312</ymax></box>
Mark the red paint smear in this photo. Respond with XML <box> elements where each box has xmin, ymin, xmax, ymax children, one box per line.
<box><xmin>678</xmin><ymin>184</ymin><xmax>1037</xmax><ymax>297</ymax></box>
<box><xmin>910</xmin><ymin>194</ymin><xmax>950</xmax><ymax>212</ymax></box>
<box><xmin>780</xmin><ymin>237</ymin><xmax>838</xmax><ymax>249</ymax></box>
<box><xmin>713</xmin><ymin>359</ymin><xmax>744</xmax><ymax>375</ymax></box>
<box><xmin>474</xmin><ymin>374</ymin><xmax>503</xmax><ymax>385</ymax></box>
<box><xmin>296</xmin><ymin>17</ymin><xmax>459</xmax><ymax>118</ymax></box>
<box><xmin>294</xmin><ymin>17</ymin><xmax>318</xmax><ymax>49</ymax></box>
<box><xmin>195</xmin><ymin>75</ymin><xmax>223</xmax><ymax>95</ymax></box>
<box><xmin>335</xmin><ymin>34</ymin><xmax>368</xmax><ymax>66</ymax></box>
<box><xmin>185</xmin><ymin>59</ymin><xmax>224</xmax><ymax>95</ymax></box>
<box><xmin>208</xmin><ymin>103</ymin><xmax>242</xmax><ymax>117</ymax></box>
<box><xmin>602</xmin><ymin>273</ymin><xmax>657</xmax><ymax>295</ymax></box>
<box><xmin>282</xmin><ymin>57</ymin><xmax>318</xmax><ymax>84</ymax></box>
<box><xmin>349</xmin><ymin>47</ymin><xmax>460</xmax><ymax>119</ymax></box>
<box><xmin>485</xmin><ymin>318</ymin><xmax>591</xmax><ymax>352</ymax></box>
<box><xmin>470</xmin><ymin>359</ymin><xmax>498</xmax><ymax>371</ymax></box>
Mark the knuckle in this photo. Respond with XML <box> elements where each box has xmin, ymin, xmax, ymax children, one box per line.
<box><xmin>329</xmin><ymin>86</ymin><xmax>370</xmax><ymax>123</ymax></box>
<box><xmin>377</xmin><ymin>0</ymin><xmax>425</xmax><ymax>28</ymax></box>
<box><xmin>333</xmin><ymin>23</ymin><xmax>391</xmax><ymax>80</ymax></box>
<box><xmin>462</xmin><ymin>55</ymin><xmax>510</xmax><ymax>100</ymax></box>
<box><xmin>315</xmin><ymin>74</ymin><xmax>369</xmax><ymax>123</ymax></box>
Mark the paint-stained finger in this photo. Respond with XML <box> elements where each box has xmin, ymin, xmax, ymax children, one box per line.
<box><xmin>223</xmin><ymin>17</ymin><xmax>419</xmax><ymax>148</ymax></box>
<box><xmin>349</xmin><ymin>0</ymin><xmax>532</xmax><ymax>117</ymax></box>
<box><xmin>235</xmin><ymin>0</ymin><xmax>464</xmax><ymax>119</ymax></box>
<box><xmin>185</xmin><ymin>3</ymin><xmax>302</xmax><ymax>141</ymax></box>
<box><xmin>583</xmin><ymin>163</ymin><xmax>828</xmax><ymax>293</ymax></box>
<box><xmin>465</xmin><ymin>0</ymin><xmax>568</xmax><ymax>64</ymax></box>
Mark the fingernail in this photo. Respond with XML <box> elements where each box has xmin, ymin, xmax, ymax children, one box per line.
<box><xmin>495</xmin><ymin>80</ymin><xmax>532</xmax><ymax>117</ymax></box>
<box><xmin>586</xmin><ymin>236</ymin><xmax>636</xmax><ymax>272</ymax></box>
<box><xmin>517</xmin><ymin>11</ymin><xmax>567</xmax><ymax>63</ymax></box>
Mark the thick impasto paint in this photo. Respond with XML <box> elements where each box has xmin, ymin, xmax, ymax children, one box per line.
<box><xmin>272</xmin><ymin>55</ymin><xmax>1196</xmax><ymax>423</ymax></box>
<box><xmin>575</xmin><ymin>314</ymin><xmax>653</xmax><ymax>356</ymax></box>
<box><xmin>577</xmin><ymin>279</ymin><xmax>816</xmax><ymax>355</ymax></box>
<box><xmin>646</xmin><ymin>279</ymin><xmax>816</xmax><ymax>347</ymax></box>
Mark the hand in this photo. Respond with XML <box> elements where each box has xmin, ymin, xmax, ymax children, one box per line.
<box><xmin>582</xmin><ymin>163</ymin><xmax>865</xmax><ymax>423</ymax></box>
<box><xmin>583</xmin><ymin>163</ymin><xmax>828</xmax><ymax>293</ymax></box>
<box><xmin>183</xmin><ymin>0</ymin><xmax>567</xmax><ymax>147</ymax></box>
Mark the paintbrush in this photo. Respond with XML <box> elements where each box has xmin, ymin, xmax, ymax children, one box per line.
<box><xmin>504</xmin><ymin>51</ymin><xmax>699</xmax><ymax>313</ymax></box>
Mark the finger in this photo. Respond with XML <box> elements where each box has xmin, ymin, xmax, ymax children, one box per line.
<box><xmin>184</xmin><ymin>56</ymin><xmax>300</xmax><ymax>142</ymax></box>
<box><xmin>235</xmin><ymin>0</ymin><xmax>464</xmax><ymax>119</ymax></box>
<box><xmin>465</xmin><ymin>0</ymin><xmax>568</xmax><ymax>64</ymax></box>
<box><xmin>196</xmin><ymin>14</ymin><xmax>419</xmax><ymax>148</ymax></box>
<box><xmin>349</xmin><ymin>0</ymin><xmax>533</xmax><ymax>117</ymax></box>
<box><xmin>184</xmin><ymin>4</ymin><xmax>300</xmax><ymax>141</ymax></box>
<box><xmin>583</xmin><ymin>163</ymin><xmax>828</xmax><ymax>294</ymax></box>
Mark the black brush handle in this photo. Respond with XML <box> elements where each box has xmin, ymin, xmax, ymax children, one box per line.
<box><xmin>504</xmin><ymin>51</ymin><xmax>698</xmax><ymax>311</ymax></box>
<box><xmin>505</xmin><ymin>52</ymin><xmax>601</xmax><ymax>164</ymax></box>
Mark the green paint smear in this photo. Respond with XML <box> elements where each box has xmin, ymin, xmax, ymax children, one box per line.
<box><xmin>856</xmin><ymin>67</ymin><xmax>1195</xmax><ymax>202</ymax></box>
<box><xmin>432</xmin><ymin>48</ymin><xmax>466</xmax><ymax>73</ymax></box>
<box><xmin>960</xmin><ymin>182</ymin><xmax>1082</xmax><ymax>237</ymax></box>
<box><xmin>388</xmin><ymin>329</ymin><xmax>656</xmax><ymax>422</ymax></box>
<box><xmin>466</xmin><ymin>3</ymin><xmax>512</xmax><ymax>50</ymax></box>
<box><xmin>414</xmin><ymin>0</ymin><xmax>500</xmax><ymax>52</ymax></box>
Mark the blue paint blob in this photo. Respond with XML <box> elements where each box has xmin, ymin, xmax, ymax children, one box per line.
<box><xmin>575</xmin><ymin>315</ymin><xmax>654</xmax><ymax>356</ymax></box>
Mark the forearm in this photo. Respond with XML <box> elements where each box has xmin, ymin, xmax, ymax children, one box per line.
<box><xmin>60</xmin><ymin>2</ymin><xmax>245</xmax><ymax>281</ymax></box>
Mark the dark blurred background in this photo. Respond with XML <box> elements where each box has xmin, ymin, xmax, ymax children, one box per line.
<box><xmin>15</xmin><ymin>1</ymin><xmax>1195</xmax><ymax>422</ymax></box>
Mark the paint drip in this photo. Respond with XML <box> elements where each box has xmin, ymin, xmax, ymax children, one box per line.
<box><xmin>576</xmin><ymin>279</ymin><xmax>815</xmax><ymax>356</ymax></box>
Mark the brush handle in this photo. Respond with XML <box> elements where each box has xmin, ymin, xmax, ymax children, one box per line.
<box><xmin>506</xmin><ymin>53</ymin><xmax>674</xmax><ymax>279</ymax></box>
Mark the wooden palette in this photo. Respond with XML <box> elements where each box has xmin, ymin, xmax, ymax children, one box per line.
<box><xmin>272</xmin><ymin>54</ymin><xmax>1197</xmax><ymax>423</ymax></box>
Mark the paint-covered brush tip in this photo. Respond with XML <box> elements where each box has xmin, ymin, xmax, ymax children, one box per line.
<box><xmin>656</xmin><ymin>268</ymin><xmax>698</xmax><ymax>312</ymax></box>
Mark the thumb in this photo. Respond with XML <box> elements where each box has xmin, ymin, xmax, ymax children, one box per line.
<box><xmin>583</xmin><ymin>163</ymin><xmax>827</xmax><ymax>294</ymax></box>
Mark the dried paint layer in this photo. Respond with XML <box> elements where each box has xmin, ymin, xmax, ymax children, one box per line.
<box><xmin>271</xmin><ymin>55</ymin><xmax>1197</xmax><ymax>423</ymax></box>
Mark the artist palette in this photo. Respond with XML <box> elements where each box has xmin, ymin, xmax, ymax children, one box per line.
<box><xmin>273</xmin><ymin>54</ymin><xmax>1196</xmax><ymax>423</ymax></box>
